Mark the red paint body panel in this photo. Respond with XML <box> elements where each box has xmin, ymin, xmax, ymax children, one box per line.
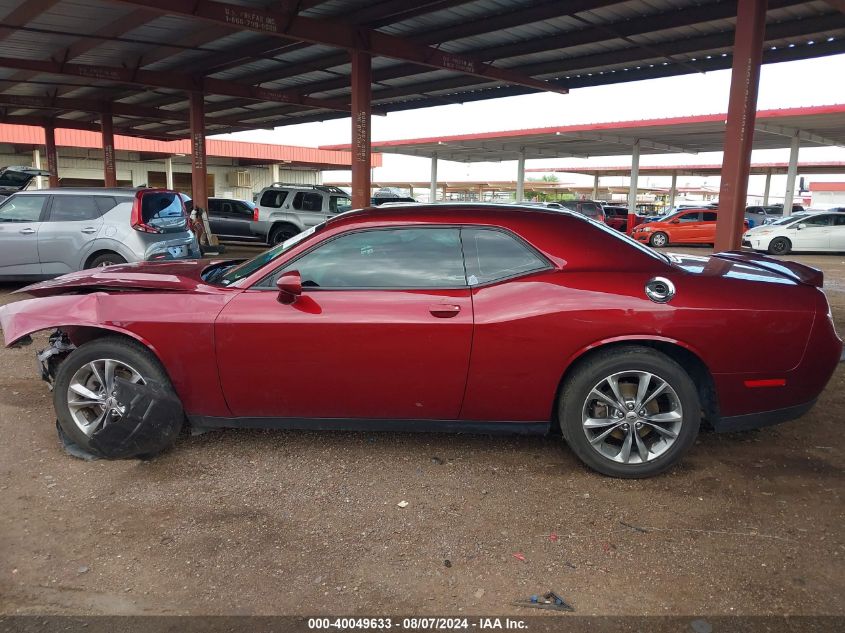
<box><xmin>216</xmin><ymin>288</ymin><xmax>472</xmax><ymax>418</ymax></box>
<box><xmin>0</xmin><ymin>204</ymin><xmax>840</xmax><ymax>430</ymax></box>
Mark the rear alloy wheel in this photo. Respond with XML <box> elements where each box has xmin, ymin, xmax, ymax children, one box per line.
<box><xmin>88</xmin><ymin>253</ymin><xmax>126</xmax><ymax>268</ymax></box>
<box><xmin>559</xmin><ymin>346</ymin><xmax>700</xmax><ymax>478</ymax></box>
<box><xmin>53</xmin><ymin>338</ymin><xmax>182</xmax><ymax>459</ymax></box>
<box><xmin>767</xmin><ymin>237</ymin><xmax>791</xmax><ymax>256</ymax></box>
<box><xmin>269</xmin><ymin>225</ymin><xmax>298</xmax><ymax>245</ymax></box>
<box><xmin>649</xmin><ymin>232</ymin><xmax>669</xmax><ymax>248</ymax></box>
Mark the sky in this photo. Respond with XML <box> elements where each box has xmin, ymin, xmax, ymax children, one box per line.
<box><xmin>216</xmin><ymin>54</ymin><xmax>845</xmax><ymax>201</ymax></box>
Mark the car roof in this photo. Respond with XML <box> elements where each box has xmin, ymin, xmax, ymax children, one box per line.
<box><xmin>329</xmin><ymin>202</ymin><xmax>582</xmax><ymax>227</ymax></box>
<box><xmin>13</xmin><ymin>187</ymin><xmax>148</xmax><ymax>196</ymax></box>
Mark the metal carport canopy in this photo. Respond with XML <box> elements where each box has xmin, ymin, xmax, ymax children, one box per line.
<box><xmin>0</xmin><ymin>1</ymin><xmax>844</xmax><ymax>139</ymax></box>
<box><xmin>321</xmin><ymin>104</ymin><xmax>845</xmax><ymax>162</ymax></box>
<box><xmin>527</xmin><ymin>161</ymin><xmax>845</xmax><ymax>177</ymax></box>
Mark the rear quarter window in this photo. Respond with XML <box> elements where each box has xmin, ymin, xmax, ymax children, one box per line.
<box><xmin>462</xmin><ymin>228</ymin><xmax>549</xmax><ymax>285</ymax></box>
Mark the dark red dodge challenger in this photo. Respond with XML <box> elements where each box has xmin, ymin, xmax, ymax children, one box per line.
<box><xmin>1</xmin><ymin>203</ymin><xmax>841</xmax><ymax>477</ymax></box>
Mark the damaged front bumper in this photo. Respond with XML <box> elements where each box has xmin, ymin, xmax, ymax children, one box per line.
<box><xmin>36</xmin><ymin>330</ymin><xmax>76</xmax><ymax>389</ymax></box>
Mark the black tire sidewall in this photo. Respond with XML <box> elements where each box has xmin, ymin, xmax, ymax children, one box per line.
<box><xmin>53</xmin><ymin>338</ymin><xmax>179</xmax><ymax>458</ymax></box>
<box><xmin>270</xmin><ymin>226</ymin><xmax>297</xmax><ymax>245</ymax></box>
<box><xmin>88</xmin><ymin>253</ymin><xmax>126</xmax><ymax>268</ymax></box>
<box><xmin>768</xmin><ymin>237</ymin><xmax>790</xmax><ymax>255</ymax></box>
<box><xmin>650</xmin><ymin>232</ymin><xmax>668</xmax><ymax>247</ymax></box>
<box><xmin>559</xmin><ymin>348</ymin><xmax>701</xmax><ymax>478</ymax></box>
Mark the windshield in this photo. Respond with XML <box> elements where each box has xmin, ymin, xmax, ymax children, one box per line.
<box><xmin>768</xmin><ymin>213</ymin><xmax>809</xmax><ymax>227</ymax></box>
<box><xmin>218</xmin><ymin>223</ymin><xmax>324</xmax><ymax>286</ymax></box>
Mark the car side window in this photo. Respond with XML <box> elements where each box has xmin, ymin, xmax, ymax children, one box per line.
<box><xmin>94</xmin><ymin>196</ymin><xmax>119</xmax><ymax>214</ymax></box>
<box><xmin>282</xmin><ymin>227</ymin><xmax>466</xmax><ymax>289</ymax></box>
<box><xmin>208</xmin><ymin>200</ymin><xmax>221</xmax><ymax>214</ymax></box>
<box><xmin>833</xmin><ymin>215</ymin><xmax>845</xmax><ymax>226</ymax></box>
<box><xmin>260</xmin><ymin>190</ymin><xmax>287</xmax><ymax>208</ymax></box>
<box><xmin>330</xmin><ymin>195</ymin><xmax>351</xmax><ymax>213</ymax></box>
<box><xmin>702</xmin><ymin>212</ymin><xmax>718</xmax><ymax>222</ymax></box>
<box><xmin>0</xmin><ymin>195</ymin><xmax>47</xmax><ymax>222</ymax></box>
<box><xmin>804</xmin><ymin>215</ymin><xmax>833</xmax><ymax>227</ymax></box>
<box><xmin>47</xmin><ymin>195</ymin><xmax>100</xmax><ymax>222</ymax></box>
<box><xmin>462</xmin><ymin>228</ymin><xmax>549</xmax><ymax>286</ymax></box>
<box><xmin>678</xmin><ymin>212</ymin><xmax>701</xmax><ymax>222</ymax></box>
<box><xmin>293</xmin><ymin>192</ymin><xmax>323</xmax><ymax>212</ymax></box>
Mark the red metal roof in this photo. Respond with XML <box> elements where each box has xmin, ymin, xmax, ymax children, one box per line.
<box><xmin>0</xmin><ymin>123</ymin><xmax>379</xmax><ymax>169</ymax></box>
<box><xmin>527</xmin><ymin>161</ymin><xmax>845</xmax><ymax>177</ymax></box>
<box><xmin>322</xmin><ymin>105</ymin><xmax>845</xmax><ymax>162</ymax></box>
<box><xmin>809</xmin><ymin>182</ymin><xmax>845</xmax><ymax>191</ymax></box>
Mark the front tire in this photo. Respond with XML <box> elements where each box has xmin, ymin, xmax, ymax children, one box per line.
<box><xmin>649</xmin><ymin>232</ymin><xmax>669</xmax><ymax>248</ymax></box>
<box><xmin>53</xmin><ymin>337</ymin><xmax>182</xmax><ymax>459</ymax></box>
<box><xmin>767</xmin><ymin>237</ymin><xmax>791</xmax><ymax>255</ymax></box>
<box><xmin>559</xmin><ymin>346</ymin><xmax>701</xmax><ymax>478</ymax></box>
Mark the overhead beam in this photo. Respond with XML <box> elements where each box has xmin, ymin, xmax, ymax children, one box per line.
<box><xmin>103</xmin><ymin>0</ymin><xmax>567</xmax><ymax>95</ymax></box>
<box><xmin>0</xmin><ymin>94</ymin><xmax>271</xmax><ymax>131</ymax></box>
<box><xmin>558</xmin><ymin>131</ymin><xmax>696</xmax><ymax>155</ymax></box>
<box><xmin>0</xmin><ymin>0</ymin><xmax>60</xmax><ymax>43</ymax></box>
<box><xmin>755</xmin><ymin>123</ymin><xmax>845</xmax><ymax>148</ymax></box>
<box><xmin>0</xmin><ymin>57</ymin><xmax>358</xmax><ymax>114</ymax></box>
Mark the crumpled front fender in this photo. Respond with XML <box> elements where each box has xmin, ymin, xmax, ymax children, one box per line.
<box><xmin>0</xmin><ymin>293</ymin><xmax>146</xmax><ymax>348</ymax></box>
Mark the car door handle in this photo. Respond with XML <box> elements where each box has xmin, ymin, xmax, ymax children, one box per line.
<box><xmin>80</xmin><ymin>227</ymin><xmax>98</xmax><ymax>234</ymax></box>
<box><xmin>429</xmin><ymin>304</ymin><xmax>461</xmax><ymax>318</ymax></box>
<box><xmin>19</xmin><ymin>228</ymin><xmax>35</xmax><ymax>235</ymax></box>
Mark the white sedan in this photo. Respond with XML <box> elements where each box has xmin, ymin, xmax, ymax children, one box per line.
<box><xmin>742</xmin><ymin>211</ymin><xmax>845</xmax><ymax>255</ymax></box>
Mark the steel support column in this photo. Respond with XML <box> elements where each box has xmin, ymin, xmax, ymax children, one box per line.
<box><xmin>782</xmin><ymin>132</ymin><xmax>800</xmax><ymax>217</ymax></box>
<box><xmin>32</xmin><ymin>149</ymin><xmax>43</xmax><ymax>189</ymax></box>
<box><xmin>271</xmin><ymin>163</ymin><xmax>280</xmax><ymax>184</ymax></box>
<box><xmin>430</xmin><ymin>155</ymin><xmax>438</xmax><ymax>203</ymax></box>
<box><xmin>668</xmin><ymin>170</ymin><xmax>678</xmax><ymax>211</ymax></box>
<box><xmin>189</xmin><ymin>91</ymin><xmax>216</xmax><ymax>246</ymax></box>
<box><xmin>165</xmin><ymin>157</ymin><xmax>174</xmax><ymax>189</ymax></box>
<box><xmin>626</xmin><ymin>140</ymin><xmax>640</xmax><ymax>236</ymax></box>
<box><xmin>592</xmin><ymin>173</ymin><xmax>599</xmax><ymax>200</ymax></box>
<box><xmin>763</xmin><ymin>169</ymin><xmax>772</xmax><ymax>204</ymax></box>
<box><xmin>43</xmin><ymin>124</ymin><xmax>59</xmax><ymax>188</ymax></box>
<box><xmin>351</xmin><ymin>50</ymin><xmax>372</xmax><ymax>210</ymax></box>
<box><xmin>101</xmin><ymin>112</ymin><xmax>117</xmax><ymax>188</ymax></box>
<box><xmin>516</xmin><ymin>151</ymin><xmax>526</xmax><ymax>202</ymax></box>
<box><xmin>714</xmin><ymin>0</ymin><xmax>767</xmax><ymax>251</ymax></box>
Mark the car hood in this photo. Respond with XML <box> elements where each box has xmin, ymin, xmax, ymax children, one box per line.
<box><xmin>16</xmin><ymin>259</ymin><xmax>240</xmax><ymax>297</ymax></box>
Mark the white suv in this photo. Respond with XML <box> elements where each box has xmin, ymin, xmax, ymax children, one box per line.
<box><xmin>255</xmin><ymin>183</ymin><xmax>352</xmax><ymax>245</ymax></box>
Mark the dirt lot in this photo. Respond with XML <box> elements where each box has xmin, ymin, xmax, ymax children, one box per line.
<box><xmin>0</xmin><ymin>245</ymin><xmax>843</xmax><ymax>617</ymax></box>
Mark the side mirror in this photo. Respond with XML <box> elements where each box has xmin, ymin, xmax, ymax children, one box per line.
<box><xmin>276</xmin><ymin>270</ymin><xmax>302</xmax><ymax>304</ymax></box>
<box><xmin>797</xmin><ymin>223</ymin><xmax>807</xmax><ymax>230</ymax></box>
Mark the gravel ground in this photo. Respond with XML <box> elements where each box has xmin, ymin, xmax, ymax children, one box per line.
<box><xmin>0</xmin><ymin>245</ymin><xmax>843</xmax><ymax>617</ymax></box>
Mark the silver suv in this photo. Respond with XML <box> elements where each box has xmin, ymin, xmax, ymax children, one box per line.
<box><xmin>255</xmin><ymin>183</ymin><xmax>352</xmax><ymax>245</ymax></box>
<box><xmin>0</xmin><ymin>188</ymin><xmax>200</xmax><ymax>281</ymax></box>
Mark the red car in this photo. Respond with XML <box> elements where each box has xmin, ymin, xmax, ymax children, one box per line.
<box><xmin>1</xmin><ymin>202</ymin><xmax>841</xmax><ymax>478</ymax></box>
<box><xmin>632</xmin><ymin>208</ymin><xmax>749</xmax><ymax>247</ymax></box>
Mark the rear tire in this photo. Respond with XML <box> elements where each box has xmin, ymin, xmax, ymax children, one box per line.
<box><xmin>87</xmin><ymin>253</ymin><xmax>126</xmax><ymax>268</ymax></box>
<box><xmin>559</xmin><ymin>346</ymin><xmax>701</xmax><ymax>478</ymax></box>
<box><xmin>269</xmin><ymin>224</ymin><xmax>299</xmax><ymax>245</ymax></box>
<box><xmin>649</xmin><ymin>232</ymin><xmax>668</xmax><ymax>248</ymax></box>
<box><xmin>53</xmin><ymin>337</ymin><xmax>182</xmax><ymax>459</ymax></box>
<box><xmin>767</xmin><ymin>237</ymin><xmax>791</xmax><ymax>255</ymax></box>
